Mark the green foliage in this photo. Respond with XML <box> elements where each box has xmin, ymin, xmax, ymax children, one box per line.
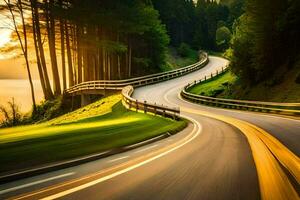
<box><xmin>230</xmin><ymin>14</ymin><xmax>256</xmax><ymax>85</ymax></box>
<box><xmin>162</xmin><ymin>47</ymin><xmax>198</xmax><ymax>71</ymax></box>
<box><xmin>0</xmin><ymin>98</ymin><xmax>22</xmax><ymax>127</ymax></box>
<box><xmin>152</xmin><ymin>0</ymin><xmax>243</xmax><ymax>51</ymax></box>
<box><xmin>29</xmin><ymin>96</ymin><xmax>70</xmax><ymax>123</ymax></box>
<box><xmin>193</xmin><ymin>0</ymin><xmax>230</xmax><ymax>50</ymax></box>
<box><xmin>220</xmin><ymin>0</ymin><xmax>245</xmax><ymax>26</ymax></box>
<box><xmin>230</xmin><ymin>0</ymin><xmax>300</xmax><ymax>86</ymax></box>
<box><xmin>152</xmin><ymin>0</ymin><xmax>195</xmax><ymax>46</ymax></box>
<box><xmin>216</xmin><ymin>26</ymin><xmax>231</xmax><ymax>50</ymax></box>
<box><xmin>177</xmin><ymin>43</ymin><xmax>192</xmax><ymax>57</ymax></box>
<box><xmin>67</xmin><ymin>0</ymin><xmax>170</xmax><ymax>75</ymax></box>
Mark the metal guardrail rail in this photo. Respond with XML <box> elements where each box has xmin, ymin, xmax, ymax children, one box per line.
<box><xmin>181</xmin><ymin>65</ymin><xmax>300</xmax><ymax>116</ymax></box>
<box><xmin>65</xmin><ymin>52</ymin><xmax>209</xmax><ymax>119</ymax></box>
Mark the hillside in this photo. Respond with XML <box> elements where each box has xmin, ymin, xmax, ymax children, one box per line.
<box><xmin>161</xmin><ymin>47</ymin><xmax>199</xmax><ymax>71</ymax></box>
<box><xmin>231</xmin><ymin>58</ymin><xmax>300</xmax><ymax>102</ymax></box>
<box><xmin>190</xmin><ymin>57</ymin><xmax>300</xmax><ymax>103</ymax></box>
<box><xmin>0</xmin><ymin>95</ymin><xmax>185</xmax><ymax>174</ymax></box>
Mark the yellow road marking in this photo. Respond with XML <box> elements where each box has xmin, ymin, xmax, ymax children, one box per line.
<box><xmin>181</xmin><ymin>107</ymin><xmax>300</xmax><ymax>200</ymax></box>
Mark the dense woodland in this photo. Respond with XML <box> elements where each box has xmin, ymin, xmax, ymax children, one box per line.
<box><xmin>230</xmin><ymin>0</ymin><xmax>300</xmax><ymax>85</ymax></box>
<box><xmin>2</xmin><ymin>0</ymin><xmax>169</xmax><ymax>110</ymax></box>
<box><xmin>1</xmin><ymin>0</ymin><xmax>300</xmax><ymax>113</ymax></box>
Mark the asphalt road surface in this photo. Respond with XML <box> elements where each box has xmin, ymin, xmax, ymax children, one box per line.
<box><xmin>0</xmin><ymin>56</ymin><xmax>299</xmax><ymax>200</ymax></box>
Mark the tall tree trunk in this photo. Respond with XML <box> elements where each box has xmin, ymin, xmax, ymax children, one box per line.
<box><xmin>76</xmin><ymin>26</ymin><xmax>82</xmax><ymax>83</ymax></box>
<box><xmin>31</xmin><ymin>4</ymin><xmax>47</xmax><ymax>99</ymax></box>
<box><xmin>128</xmin><ymin>43</ymin><xmax>132</xmax><ymax>77</ymax></box>
<box><xmin>59</xmin><ymin>1</ymin><xmax>66</xmax><ymax>90</ymax></box>
<box><xmin>83</xmin><ymin>47</ymin><xmax>89</xmax><ymax>81</ymax></box>
<box><xmin>46</xmin><ymin>0</ymin><xmax>61</xmax><ymax>95</ymax></box>
<box><xmin>117</xmin><ymin>34</ymin><xmax>121</xmax><ymax>79</ymax></box>
<box><xmin>6</xmin><ymin>0</ymin><xmax>37</xmax><ymax>111</ymax></box>
<box><xmin>71</xmin><ymin>25</ymin><xmax>77</xmax><ymax>83</ymax></box>
<box><xmin>33</xmin><ymin>0</ymin><xmax>53</xmax><ymax>99</ymax></box>
<box><xmin>65</xmin><ymin>23</ymin><xmax>74</xmax><ymax>87</ymax></box>
<box><xmin>107</xmin><ymin>54</ymin><xmax>111</xmax><ymax>80</ymax></box>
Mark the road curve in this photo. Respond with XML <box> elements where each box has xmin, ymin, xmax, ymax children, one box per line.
<box><xmin>1</xmin><ymin>56</ymin><xmax>299</xmax><ymax>200</ymax></box>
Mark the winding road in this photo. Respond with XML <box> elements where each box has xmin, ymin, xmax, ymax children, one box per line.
<box><xmin>0</xmin><ymin>56</ymin><xmax>299</xmax><ymax>200</ymax></box>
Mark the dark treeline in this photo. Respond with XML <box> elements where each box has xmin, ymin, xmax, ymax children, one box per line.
<box><xmin>3</xmin><ymin>0</ymin><xmax>169</xmax><ymax>107</ymax></box>
<box><xmin>152</xmin><ymin>0</ymin><xmax>244</xmax><ymax>50</ymax></box>
<box><xmin>230</xmin><ymin>0</ymin><xmax>300</xmax><ymax>85</ymax></box>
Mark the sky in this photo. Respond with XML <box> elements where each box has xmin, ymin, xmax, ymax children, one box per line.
<box><xmin>0</xmin><ymin>0</ymin><xmax>37</xmax><ymax>79</ymax></box>
<box><xmin>0</xmin><ymin>1</ymin><xmax>14</xmax><ymax>59</ymax></box>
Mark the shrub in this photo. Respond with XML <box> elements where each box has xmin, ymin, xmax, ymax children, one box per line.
<box><xmin>211</xmin><ymin>88</ymin><xmax>225</xmax><ymax>97</ymax></box>
<box><xmin>30</xmin><ymin>96</ymin><xmax>69</xmax><ymax>123</ymax></box>
<box><xmin>0</xmin><ymin>98</ymin><xmax>22</xmax><ymax>127</ymax></box>
<box><xmin>216</xmin><ymin>26</ymin><xmax>232</xmax><ymax>50</ymax></box>
<box><xmin>177</xmin><ymin>43</ymin><xmax>191</xmax><ymax>57</ymax></box>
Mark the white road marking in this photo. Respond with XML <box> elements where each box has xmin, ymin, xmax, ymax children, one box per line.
<box><xmin>108</xmin><ymin>156</ymin><xmax>129</xmax><ymax>163</ymax></box>
<box><xmin>0</xmin><ymin>172</ymin><xmax>75</xmax><ymax>195</ymax></box>
<box><xmin>39</xmin><ymin>117</ymin><xmax>202</xmax><ymax>200</ymax></box>
<box><xmin>134</xmin><ymin>145</ymin><xmax>158</xmax><ymax>154</ymax></box>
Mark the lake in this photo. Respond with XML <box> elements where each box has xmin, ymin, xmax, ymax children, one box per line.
<box><xmin>0</xmin><ymin>79</ymin><xmax>44</xmax><ymax>117</ymax></box>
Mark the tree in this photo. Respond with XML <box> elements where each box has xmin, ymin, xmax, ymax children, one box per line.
<box><xmin>4</xmin><ymin>0</ymin><xmax>37</xmax><ymax>111</ymax></box>
<box><xmin>152</xmin><ymin>0</ymin><xmax>195</xmax><ymax>47</ymax></box>
<box><xmin>193</xmin><ymin>0</ymin><xmax>230</xmax><ymax>50</ymax></box>
<box><xmin>216</xmin><ymin>26</ymin><xmax>231</xmax><ymax>50</ymax></box>
<box><xmin>31</xmin><ymin>0</ymin><xmax>54</xmax><ymax>100</ymax></box>
<box><xmin>230</xmin><ymin>0</ymin><xmax>300</xmax><ymax>85</ymax></box>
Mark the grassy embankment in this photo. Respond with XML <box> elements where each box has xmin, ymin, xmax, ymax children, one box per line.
<box><xmin>188</xmin><ymin>59</ymin><xmax>300</xmax><ymax>102</ymax></box>
<box><xmin>188</xmin><ymin>70</ymin><xmax>237</xmax><ymax>98</ymax></box>
<box><xmin>0</xmin><ymin>94</ymin><xmax>186</xmax><ymax>174</ymax></box>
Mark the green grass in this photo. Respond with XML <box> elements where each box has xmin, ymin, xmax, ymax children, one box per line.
<box><xmin>0</xmin><ymin>94</ymin><xmax>186</xmax><ymax>174</ymax></box>
<box><xmin>161</xmin><ymin>47</ymin><xmax>198</xmax><ymax>71</ymax></box>
<box><xmin>188</xmin><ymin>71</ymin><xmax>237</xmax><ymax>97</ymax></box>
<box><xmin>188</xmin><ymin>57</ymin><xmax>300</xmax><ymax>103</ymax></box>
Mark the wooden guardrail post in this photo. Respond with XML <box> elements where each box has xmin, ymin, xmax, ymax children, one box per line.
<box><xmin>173</xmin><ymin>111</ymin><xmax>177</xmax><ymax>120</ymax></box>
<box><xmin>154</xmin><ymin>103</ymin><xmax>157</xmax><ymax>115</ymax></box>
<box><xmin>128</xmin><ymin>98</ymin><xmax>131</xmax><ymax>110</ymax></box>
<box><xmin>204</xmin><ymin>75</ymin><xmax>206</xmax><ymax>81</ymax></box>
<box><xmin>144</xmin><ymin>101</ymin><xmax>147</xmax><ymax>113</ymax></box>
<box><xmin>136</xmin><ymin>99</ymin><xmax>139</xmax><ymax>112</ymax></box>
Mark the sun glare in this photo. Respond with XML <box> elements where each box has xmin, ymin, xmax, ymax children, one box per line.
<box><xmin>0</xmin><ymin>13</ymin><xmax>13</xmax><ymax>59</ymax></box>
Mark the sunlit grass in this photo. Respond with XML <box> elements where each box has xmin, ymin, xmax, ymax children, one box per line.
<box><xmin>188</xmin><ymin>71</ymin><xmax>237</xmax><ymax>97</ymax></box>
<box><xmin>0</xmin><ymin>94</ymin><xmax>186</xmax><ymax>174</ymax></box>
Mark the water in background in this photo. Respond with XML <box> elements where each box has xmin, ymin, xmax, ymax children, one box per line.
<box><xmin>0</xmin><ymin>79</ymin><xmax>44</xmax><ymax>118</ymax></box>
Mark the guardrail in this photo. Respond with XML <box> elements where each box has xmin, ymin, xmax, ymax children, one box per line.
<box><xmin>122</xmin><ymin>86</ymin><xmax>180</xmax><ymax>119</ymax></box>
<box><xmin>65</xmin><ymin>52</ymin><xmax>208</xmax><ymax>94</ymax></box>
<box><xmin>181</xmin><ymin>65</ymin><xmax>300</xmax><ymax>116</ymax></box>
<box><xmin>65</xmin><ymin>52</ymin><xmax>209</xmax><ymax>119</ymax></box>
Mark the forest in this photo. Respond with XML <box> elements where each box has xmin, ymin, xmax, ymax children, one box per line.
<box><xmin>1</xmin><ymin>0</ymin><xmax>169</xmax><ymax>110</ymax></box>
<box><xmin>1</xmin><ymin>0</ymin><xmax>300</xmax><ymax>116</ymax></box>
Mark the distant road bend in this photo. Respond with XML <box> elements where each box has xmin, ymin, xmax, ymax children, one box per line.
<box><xmin>0</xmin><ymin>56</ymin><xmax>299</xmax><ymax>200</ymax></box>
